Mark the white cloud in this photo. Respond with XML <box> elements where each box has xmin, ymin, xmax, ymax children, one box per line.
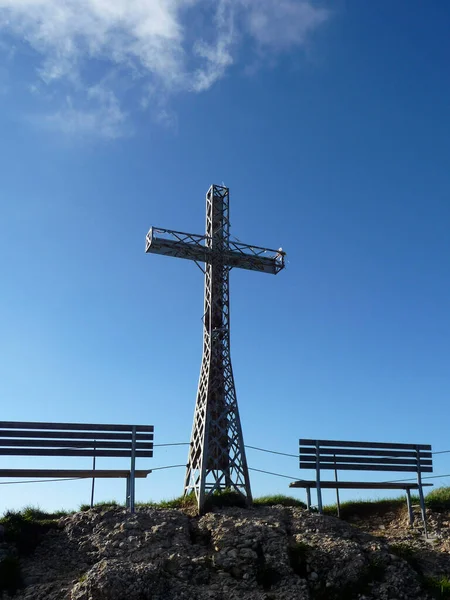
<box><xmin>0</xmin><ymin>0</ymin><xmax>330</xmax><ymax>138</ymax></box>
<box><xmin>244</xmin><ymin>0</ymin><xmax>329</xmax><ymax>49</ymax></box>
<box><xmin>40</xmin><ymin>85</ymin><xmax>128</xmax><ymax>139</ymax></box>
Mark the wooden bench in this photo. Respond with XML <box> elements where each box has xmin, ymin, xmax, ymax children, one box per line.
<box><xmin>289</xmin><ymin>438</ymin><xmax>433</xmax><ymax>533</ymax></box>
<box><xmin>0</xmin><ymin>421</ymin><xmax>154</xmax><ymax>513</ymax></box>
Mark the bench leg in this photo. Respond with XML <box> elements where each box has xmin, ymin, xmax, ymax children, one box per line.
<box><xmin>315</xmin><ymin>442</ymin><xmax>323</xmax><ymax>514</ymax></box>
<box><xmin>415</xmin><ymin>448</ymin><xmax>428</xmax><ymax>538</ymax></box>
<box><xmin>317</xmin><ymin>485</ymin><xmax>323</xmax><ymax>515</ymax></box>
<box><xmin>126</xmin><ymin>476</ymin><xmax>131</xmax><ymax>509</ymax></box>
<box><xmin>405</xmin><ymin>488</ymin><xmax>414</xmax><ymax>525</ymax></box>
<box><xmin>306</xmin><ymin>488</ymin><xmax>311</xmax><ymax>511</ymax></box>
<box><xmin>130</xmin><ymin>426</ymin><xmax>136</xmax><ymax>514</ymax></box>
<box><xmin>418</xmin><ymin>483</ymin><xmax>427</xmax><ymax>538</ymax></box>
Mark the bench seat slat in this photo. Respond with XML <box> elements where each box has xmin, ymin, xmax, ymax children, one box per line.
<box><xmin>300</xmin><ymin>447</ymin><xmax>432</xmax><ymax>459</ymax></box>
<box><xmin>0</xmin><ymin>421</ymin><xmax>154</xmax><ymax>433</ymax></box>
<box><xmin>289</xmin><ymin>480</ymin><xmax>433</xmax><ymax>490</ymax></box>
<box><xmin>0</xmin><ymin>430</ymin><xmax>153</xmax><ymax>441</ymax></box>
<box><xmin>300</xmin><ymin>462</ymin><xmax>433</xmax><ymax>473</ymax></box>
<box><xmin>0</xmin><ymin>469</ymin><xmax>151</xmax><ymax>479</ymax></box>
<box><xmin>0</xmin><ymin>448</ymin><xmax>153</xmax><ymax>458</ymax></box>
<box><xmin>0</xmin><ymin>439</ymin><xmax>154</xmax><ymax>450</ymax></box>
<box><xmin>300</xmin><ymin>456</ymin><xmax>432</xmax><ymax>467</ymax></box>
<box><xmin>300</xmin><ymin>439</ymin><xmax>431</xmax><ymax>451</ymax></box>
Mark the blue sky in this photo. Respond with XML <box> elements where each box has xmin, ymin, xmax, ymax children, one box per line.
<box><xmin>1</xmin><ymin>0</ymin><xmax>450</xmax><ymax>513</ymax></box>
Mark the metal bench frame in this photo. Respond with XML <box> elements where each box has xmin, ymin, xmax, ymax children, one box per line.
<box><xmin>290</xmin><ymin>438</ymin><xmax>433</xmax><ymax>534</ymax></box>
<box><xmin>0</xmin><ymin>421</ymin><xmax>154</xmax><ymax>513</ymax></box>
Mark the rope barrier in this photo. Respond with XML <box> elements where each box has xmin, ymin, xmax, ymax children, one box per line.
<box><xmin>245</xmin><ymin>445</ymin><xmax>298</xmax><ymax>458</ymax></box>
<box><xmin>150</xmin><ymin>464</ymin><xmax>187</xmax><ymax>471</ymax></box>
<box><xmin>249</xmin><ymin>467</ymin><xmax>304</xmax><ymax>481</ymax></box>
<box><xmin>0</xmin><ymin>477</ymin><xmax>87</xmax><ymax>485</ymax></box>
<box><xmin>154</xmin><ymin>443</ymin><xmax>191</xmax><ymax>447</ymax></box>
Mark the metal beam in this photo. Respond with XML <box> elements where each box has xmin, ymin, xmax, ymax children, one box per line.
<box><xmin>146</xmin><ymin>228</ymin><xmax>284</xmax><ymax>274</ymax></box>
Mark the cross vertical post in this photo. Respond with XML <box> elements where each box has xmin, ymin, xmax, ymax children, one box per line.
<box><xmin>146</xmin><ymin>184</ymin><xmax>285</xmax><ymax>512</ymax></box>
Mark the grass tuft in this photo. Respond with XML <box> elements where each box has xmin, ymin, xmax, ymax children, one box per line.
<box><xmin>390</xmin><ymin>542</ymin><xmax>450</xmax><ymax>598</ymax></box>
<box><xmin>323</xmin><ymin>496</ymin><xmax>416</xmax><ymax>520</ymax></box>
<box><xmin>254</xmin><ymin>495</ymin><xmax>306</xmax><ymax>509</ymax></box>
<box><xmin>0</xmin><ymin>506</ymin><xmax>66</xmax><ymax>557</ymax></box>
<box><xmin>425</xmin><ymin>487</ymin><xmax>450</xmax><ymax>512</ymax></box>
<box><xmin>423</xmin><ymin>576</ymin><xmax>450</xmax><ymax>599</ymax></box>
<box><xmin>140</xmin><ymin>489</ymin><xmax>248</xmax><ymax>511</ymax></box>
<box><xmin>204</xmin><ymin>489</ymin><xmax>248</xmax><ymax>510</ymax></box>
<box><xmin>322</xmin><ymin>487</ymin><xmax>450</xmax><ymax>520</ymax></box>
<box><xmin>79</xmin><ymin>500</ymin><xmax>122</xmax><ymax>512</ymax></box>
<box><xmin>137</xmin><ymin>492</ymin><xmax>197</xmax><ymax>510</ymax></box>
<box><xmin>390</xmin><ymin>543</ymin><xmax>422</xmax><ymax>571</ymax></box>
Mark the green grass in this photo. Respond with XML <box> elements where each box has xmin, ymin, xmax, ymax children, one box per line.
<box><xmin>137</xmin><ymin>492</ymin><xmax>197</xmax><ymax>510</ymax></box>
<box><xmin>322</xmin><ymin>487</ymin><xmax>450</xmax><ymax>519</ymax></box>
<box><xmin>139</xmin><ymin>489</ymin><xmax>248</xmax><ymax>511</ymax></box>
<box><xmin>424</xmin><ymin>576</ymin><xmax>450</xmax><ymax>599</ymax></box>
<box><xmin>389</xmin><ymin>543</ymin><xmax>422</xmax><ymax>571</ymax></box>
<box><xmin>425</xmin><ymin>487</ymin><xmax>450</xmax><ymax>512</ymax></box>
<box><xmin>0</xmin><ymin>506</ymin><xmax>68</xmax><ymax>557</ymax></box>
<box><xmin>312</xmin><ymin>555</ymin><xmax>387</xmax><ymax>600</ymax></box>
<box><xmin>79</xmin><ymin>500</ymin><xmax>122</xmax><ymax>511</ymax></box>
<box><xmin>253</xmin><ymin>495</ymin><xmax>306</xmax><ymax>509</ymax></box>
<box><xmin>140</xmin><ymin>493</ymin><xmax>305</xmax><ymax>511</ymax></box>
<box><xmin>204</xmin><ymin>489</ymin><xmax>248</xmax><ymax>509</ymax></box>
<box><xmin>390</xmin><ymin>543</ymin><xmax>450</xmax><ymax>598</ymax></box>
<box><xmin>323</xmin><ymin>496</ymin><xmax>413</xmax><ymax>519</ymax></box>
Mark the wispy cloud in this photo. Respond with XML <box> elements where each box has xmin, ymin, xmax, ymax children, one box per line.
<box><xmin>0</xmin><ymin>0</ymin><xmax>330</xmax><ymax>138</ymax></box>
<box><xmin>39</xmin><ymin>85</ymin><xmax>128</xmax><ymax>139</ymax></box>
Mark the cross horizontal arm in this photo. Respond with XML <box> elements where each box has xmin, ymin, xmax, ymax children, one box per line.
<box><xmin>227</xmin><ymin>240</ymin><xmax>285</xmax><ymax>274</ymax></box>
<box><xmin>146</xmin><ymin>227</ymin><xmax>285</xmax><ymax>274</ymax></box>
<box><xmin>146</xmin><ymin>227</ymin><xmax>208</xmax><ymax>263</ymax></box>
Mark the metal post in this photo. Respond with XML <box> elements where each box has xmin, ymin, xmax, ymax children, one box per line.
<box><xmin>126</xmin><ymin>476</ymin><xmax>130</xmax><ymax>508</ymax></box>
<box><xmin>416</xmin><ymin>446</ymin><xmax>427</xmax><ymax>537</ymax></box>
<box><xmin>405</xmin><ymin>487</ymin><xmax>414</xmax><ymax>525</ymax></box>
<box><xmin>316</xmin><ymin>441</ymin><xmax>323</xmax><ymax>514</ymax></box>
<box><xmin>130</xmin><ymin>426</ymin><xmax>137</xmax><ymax>514</ymax></box>
<box><xmin>90</xmin><ymin>441</ymin><xmax>96</xmax><ymax>509</ymax></box>
<box><xmin>333</xmin><ymin>454</ymin><xmax>341</xmax><ymax>518</ymax></box>
<box><xmin>306</xmin><ymin>487</ymin><xmax>311</xmax><ymax>512</ymax></box>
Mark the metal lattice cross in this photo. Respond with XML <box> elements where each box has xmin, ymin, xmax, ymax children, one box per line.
<box><xmin>146</xmin><ymin>185</ymin><xmax>285</xmax><ymax>511</ymax></box>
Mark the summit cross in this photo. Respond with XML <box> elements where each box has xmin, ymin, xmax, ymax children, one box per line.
<box><xmin>146</xmin><ymin>184</ymin><xmax>285</xmax><ymax>511</ymax></box>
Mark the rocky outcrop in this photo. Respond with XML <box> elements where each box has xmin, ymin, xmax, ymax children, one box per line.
<box><xmin>3</xmin><ymin>505</ymin><xmax>449</xmax><ymax>600</ymax></box>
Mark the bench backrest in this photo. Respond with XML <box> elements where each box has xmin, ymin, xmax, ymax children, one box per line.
<box><xmin>299</xmin><ymin>438</ymin><xmax>432</xmax><ymax>475</ymax></box>
<box><xmin>0</xmin><ymin>421</ymin><xmax>154</xmax><ymax>459</ymax></box>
